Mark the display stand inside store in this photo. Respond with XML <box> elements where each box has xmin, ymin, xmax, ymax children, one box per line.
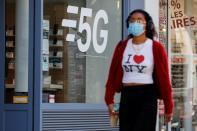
<box><xmin>42</xmin><ymin>3</ymin><xmax>68</xmax><ymax>103</ymax></box>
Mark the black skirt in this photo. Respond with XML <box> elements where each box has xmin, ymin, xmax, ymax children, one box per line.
<box><xmin>119</xmin><ymin>84</ymin><xmax>157</xmax><ymax>131</ymax></box>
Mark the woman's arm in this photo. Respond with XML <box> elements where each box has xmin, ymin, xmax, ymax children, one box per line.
<box><xmin>105</xmin><ymin>41</ymin><xmax>122</xmax><ymax>105</ymax></box>
<box><xmin>157</xmin><ymin>43</ymin><xmax>174</xmax><ymax>115</ymax></box>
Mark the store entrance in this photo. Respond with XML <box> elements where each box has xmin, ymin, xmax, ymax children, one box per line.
<box><xmin>0</xmin><ymin>0</ymin><xmax>34</xmax><ymax>131</ymax></box>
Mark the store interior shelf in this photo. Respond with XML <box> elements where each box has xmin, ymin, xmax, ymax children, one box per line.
<box><xmin>49</xmin><ymin>46</ymin><xmax>63</xmax><ymax>51</ymax></box>
<box><xmin>43</xmin><ymin>84</ymin><xmax>63</xmax><ymax>91</ymax></box>
<box><xmin>49</xmin><ymin>35</ymin><xmax>64</xmax><ymax>40</ymax></box>
<box><xmin>5</xmin><ymin>84</ymin><xmax>15</xmax><ymax>89</ymax></box>
<box><xmin>6</xmin><ymin>57</ymin><xmax>15</xmax><ymax>59</ymax></box>
<box><xmin>49</xmin><ymin>67</ymin><xmax>63</xmax><ymax>70</ymax></box>
<box><xmin>6</xmin><ymin>36</ymin><xmax>15</xmax><ymax>41</ymax></box>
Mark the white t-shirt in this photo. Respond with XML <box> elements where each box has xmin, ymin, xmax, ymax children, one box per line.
<box><xmin>122</xmin><ymin>38</ymin><xmax>154</xmax><ymax>84</ymax></box>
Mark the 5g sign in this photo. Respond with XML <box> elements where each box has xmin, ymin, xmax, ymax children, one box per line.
<box><xmin>62</xmin><ymin>5</ymin><xmax>109</xmax><ymax>53</ymax></box>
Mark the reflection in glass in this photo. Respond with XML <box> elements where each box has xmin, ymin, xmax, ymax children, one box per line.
<box><xmin>5</xmin><ymin>0</ymin><xmax>29</xmax><ymax>104</ymax></box>
<box><xmin>169</xmin><ymin>0</ymin><xmax>197</xmax><ymax>130</ymax></box>
<box><xmin>42</xmin><ymin>0</ymin><xmax>122</xmax><ymax>103</ymax></box>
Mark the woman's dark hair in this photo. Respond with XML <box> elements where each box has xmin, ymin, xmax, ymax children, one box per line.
<box><xmin>126</xmin><ymin>9</ymin><xmax>157</xmax><ymax>40</ymax></box>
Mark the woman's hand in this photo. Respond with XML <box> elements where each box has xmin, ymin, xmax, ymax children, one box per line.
<box><xmin>107</xmin><ymin>104</ymin><xmax>118</xmax><ymax>116</ymax></box>
<box><xmin>165</xmin><ymin>113</ymin><xmax>173</xmax><ymax>123</ymax></box>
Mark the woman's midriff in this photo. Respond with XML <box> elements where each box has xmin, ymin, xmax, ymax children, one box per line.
<box><xmin>123</xmin><ymin>83</ymin><xmax>146</xmax><ymax>87</ymax></box>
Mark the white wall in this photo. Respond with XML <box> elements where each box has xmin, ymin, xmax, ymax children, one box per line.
<box><xmin>145</xmin><ymin>0</ymin><xmax>159</xmax><ymax>34</ymax></box>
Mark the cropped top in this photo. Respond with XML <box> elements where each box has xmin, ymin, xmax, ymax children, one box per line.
<box><xmin>122</xmin><ymin>38</ymin><xmax>154</xmax><ymax>84</ymax></box>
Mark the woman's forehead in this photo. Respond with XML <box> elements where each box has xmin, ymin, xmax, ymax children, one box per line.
<box><xmin>130</xmin><ymin>12</ymin><xmax>145</xmax><ymax>19</ymax></box>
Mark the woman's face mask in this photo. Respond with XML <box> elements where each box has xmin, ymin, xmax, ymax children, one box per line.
<box><xmin>128</xmin><ymin>22</ymin><xmax>145</xmax><ymax>36</ymax></box>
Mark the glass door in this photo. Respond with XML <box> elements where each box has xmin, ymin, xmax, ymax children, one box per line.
<box><xmin>169</xmin><ymin>0</ymin><xmax>197</xmax><ymax>130</ymax></box>
<box><xmin>42</xmin><ymin>0</ymin><xmax>122</xmax><ymax>104</ymax></box>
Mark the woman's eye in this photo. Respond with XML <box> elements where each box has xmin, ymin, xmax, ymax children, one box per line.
<box><xmin>136</xmin><ymin>20</ymin><xmax>141</xmax><ymax>23</ymax></box>
<box><xmin>130</xmin><ymin>19</ymin><xmax>145</xmax><ymax>24</ymax></box>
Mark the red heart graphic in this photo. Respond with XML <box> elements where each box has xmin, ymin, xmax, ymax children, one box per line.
<box><xmin>133</xmin><ymin>55</ymin><xmax>144</xmax><ymax>64</ymax></box>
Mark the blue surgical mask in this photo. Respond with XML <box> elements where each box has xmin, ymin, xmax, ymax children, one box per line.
<box><xmin>128</xmin><ymin>22</ymin><xmax>145</xmax><ymax>36</ymax></box>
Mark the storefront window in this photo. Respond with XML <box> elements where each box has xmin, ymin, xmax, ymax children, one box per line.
<box><xmin>158</xmin><ymin>0</ymin><xmax>169</xmax><ymax>130</ymax></box>
<box><xmin>42</xmin><ymin>0</ymin><xmax>122</xmax><ymax>103</ymax></box>
<box><xmin>169</xmin><ymin>0</ymin><xmax>197</xmax><ymax>130</ymax></box>
<box><xmin>5</xmin><ymin>0</ymin><xmax>29</xmax><ymax>104</ymax></box>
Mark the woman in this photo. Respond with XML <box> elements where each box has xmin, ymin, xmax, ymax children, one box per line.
<box><xmin>105</xmin><ymin>9</ymin><xmax>174</xmax><ymax>131</ymax></box>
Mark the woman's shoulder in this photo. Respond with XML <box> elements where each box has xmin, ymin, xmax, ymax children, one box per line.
<box><xmin>152</xmin><ymin>40</ymin><xmax>168</xmax><ymax>58</ymax></box>
<box><xmin>153</xmin><ymin>40</ymin><xmax>162</xmax><ymax>46</ymax></box>
<box><xmin>152</xmin><ymin>40</ymin><xmax>166</xmax><ymax>50</ymax></box>
<box><xmin>116</xmin><ymin>38</ymin><xmax>129</xmax><ymax>49</ymax></box>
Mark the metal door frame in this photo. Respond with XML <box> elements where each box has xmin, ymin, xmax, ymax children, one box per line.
<box><xmin>34</xmin><ymin>0</ymin><xmax>42</xmax><ymax>130</ymax></box>
<box><xmin>0</xmin><ymin>0</ymin><xmax>34</xmax><ymax>130</ymax></box>
<box><xmin>0</xmin><ymin>0</ymin><xmax>5</xmax><ymax>129</ymax></box>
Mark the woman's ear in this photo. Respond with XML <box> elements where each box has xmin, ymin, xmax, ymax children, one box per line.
<box><xmin>148</xmin><ymin>20</ymin><xmax>154</xmax><ymax>30</ymax></box>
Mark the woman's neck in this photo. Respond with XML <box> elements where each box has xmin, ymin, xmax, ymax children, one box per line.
<box><xmin>132</xmin><ymin>35</ymin><xmax>147</xmax><ymax>45</ymax></box>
